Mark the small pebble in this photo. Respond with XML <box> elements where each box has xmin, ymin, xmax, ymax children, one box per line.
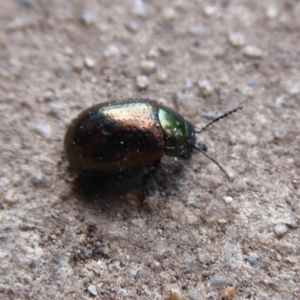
<box><xmin>274</xmin><ymin>223</ymin><xmax>288</xmax><ymax>237</ymax></box>
<box><xmin>241</xmin><ymin>132</ymin><xmax>258</xmax><ymax>145</ymax></box>
<box><xmin>198</xmin><ymin>253</ymin><xmax>214</xmax><ymax>264</ymax></box>
<box><xmin>125</xmin><ymin>20</ymin><xmax>140</xmax><ymax>33</ymax></box>
<box><xmin>97</xmin><ymin>246</ymin><xmax>109</xmax><ymax>257</ymax></box>
<box><xmin>173</xmin><ymin>91</ymin><xmax>186</xmax><ymax>104</ymax></box>
<box><xmin>72</xmin><ymin>56</ymin><xmax>84</xmax><ymax>72</ymax></box>
<box><xmin>247</xmin><ymin>78</ymin><xmax>257</xmax><ymax>87</ymax></box>
<box><xmin>131</xmin><ymin>0</ymin><xmax>147</xmax><ymax>17</ymax></box>
<box><xmin>275</xmin><ymin>242</ymin><xmax>295</xmax><ymax>254</ymax></box>
<box><xmin>222</xmin><ymin>286</ymin><xmax>235</xmax><ymax>300</ymax></box>
<box><xmin>64</xmin><ymin>46</ymin><xmax>73</xmax><ymax>56</ymax></box>
<box><xmin>136</xmin><ymin>75</ymin><xmax>149</xmax><ymax>89</ymax></box>
<box><xmin>56</xmin><ymin>8</ymin><xmax>72</xmax><ymax>21</ymax></box>
<box><xmin>157</xmin><ymin>71</ymin><xmax>168</xmax><ymax>83</ymax></box>
<box><xmin>223</xmin><ymin>196</ymin><xmax>233</xmax><ymax>204</ymax></box>
<box><xmin>41</xmin><ymin>90</ymin><xmax>54</xmax><ymax>101</ymax></box>
<box><xmin>174</xmin><ymin>0</ymin><xmax>187</xmax><ymax>10</ymax></box>
<box><xmin>198</xmin><ymin>80</ymin><xmax>214</xmax><ymax>96</ymax></box>
<box><xmin>247</xmin><ymin>255</ymin><xmax>258</xmax><ymax>265</ymax></box>
<box><xmin>2</xmin><ymin>190</ymin><xmax>18</xmax><ymax>205</ymax></box>
<box><xmin>224</xmin><ymin>242</ymin><xmax>233</xmax><ymax>267</ymax></box>
<box><xmin>102</xmin><ymin>224</ymin><xmax>128</xmax><ymax>241</ymax></box>
<box><xmin>228</xmin><ymin>32</ymin><xmax>246</xmax><ymax>47</ymax></box>
<box><xmin>255</xmin><ymin>113</ymin><xmax>268</xmax><ymax>125</ymax></box>
<box><xmin>162</xmin><ymin>7</ymin><xmax>176</xmax><ymax>20</ymax></box>
<box><xmin>84</xmin><ymin>56</ymin><xmax>95</xmax><ymax>68</ymax></box>
<box><xmin>140</xmin><ymin>60</ymin><xmax>156</xmax><ymax>74</ymax></box>
<box><xmin>201</xmin><ymin>112</ymin><xmax>218</xmax><ymax>120</ymax></box>
<box><xmin>87</xmin><ymin>284</ymin><xmax>97</xmax><ymax>296</ymax></box>
<box><xmin>203</xmin><ymin>6</ymin><xmax>217</xmax><ymax>16</ymax></box>
<box><xmin>188</xmin><ymin>288</ymin><xmax>204</xmax><ymax>300</ymax></box>
<box><xmin>188</xmin><ymin>25</ymin><xmax>206</xmax><ymax>36</ymax></box>
<box><xmin>31</xmin><ymin>175</ymin><xmax>51</xmax><ymax>188</ymax></box>
<box><xmin>205</xmin><ymin>199</ymin><xmax>225</xmax><ymax>222</ymax></box>
<box><xmin>282</xmin><ymin>79</ymin><xmax>300</xmax><ymax>95</ymax></box>
<box><xmin>266</xmin><ymin>5</ymin><xmax>278</xmax><ymax>19</ymax></box>
<box><xmin>123</xmin><ymin>189</ymin><xmax>143</xmax><ymax>207</ymax></box>
<box><xmin>7</xmin><ymin>16</ymin><xmax>32</xmax><ymax>31</ymax></box>
<box><xmin>169</xmin><ymin>201</ymin><xmax>186</xmax><ymax>222</ymax></box>
<box><xmin>82</xmin><ymin>9</ymin><xmax>98</xmax><ymax>25</ymax></box>
<box><xmin>147</xmin><ymin>48</ymin><xmax>160</xmax><ymax>58</ymax></box>
<box><xmin>167</xmin><ymin>285</ymin><xmax>183</xmax><ymax>300</ymax></box>
<box><xmin>34</xmin><ymin>123</ymin><xmax>52</xmax><ymax>139</ymax></box>
<box><xmin>103</xmin><ymin>44</ymin><xmax>120</xmax><ymax>58</ymax></box>
<box><xmin>210</xmin><ymin>275</ymin><xmax>230</xmax><ymax>288</ymax></box>
<box><xmin>180</xmin><ymin>77</ymin><xmax>193</xmax><ymax>90</ymax></box>
<box><xmin>6</xmin><ymin>93</ymin><xmax>16</xmax><ymax>101</ymax></box>
<box><xmin>49</xmin><ymin>103</ymin><xmax>64</xmax><ymax>119</ymax></box>
<box><xmin>242</xmin><ymin>45</ymin><xmax>263</xmax><ymax>58</ymax></box>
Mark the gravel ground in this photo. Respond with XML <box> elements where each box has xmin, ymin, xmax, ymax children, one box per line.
<box><xmin>0</xmin><ymin>0</ymin><xmax>300</xmax><ymax>299</ymax></box>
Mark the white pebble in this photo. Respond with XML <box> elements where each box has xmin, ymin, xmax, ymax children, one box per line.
<box><xmin>241</xmin><ymin>132</ymin><xmax>258</xmax><ymax>145</ymax></box>
<box><xmin>131</xmin><ymin>0</ymin><xmax>147</xmax><ymax>17</ymax></box>
<box><xmin>157</xmin><ymin>71</ymin><xmax>168</xmax><ymax>83</ymax></box>
<box><xmin>198</xmin><ymin>80</ymin><xmax>214</xmax><ymax>96</ymax></box>
<box><xmin>103</xmin><ymin>44</ymin><xmax>120</xmax><ymax>58</ymax></box>
<box><xmin>140</xmin><ymin>60</ymin><xmax>156</xmax><ymax>74</ymax></box>
<box><xmin>203</xmin><ymin>6</ymin><xmax>217</xmax><ymax>16</ymax></box>
<box><xmin>274</xmin><ymin>223</ymin><xmax>288</xmax><ymax>237</ymax></box>
<box><xmin>41</xmin><ymin>90</ymin><xmax>54</xmax><ymax>101</ymax></box>
<box><xmin>34</xmin><ymin>123</ymin><xmax>52</xmax><ymax>139</ymax></box>
<box><xmin>87</xmin><ymin>285</ymin><xmax>97</xmax><ymax>296</ymax></box>
<box><xmin>136</xmin><ymin>75</ymin><xmax>149</xmax><ymax>89</ymax></box>
<box><xmin>223</xmin><ymin>196</ymin><xmax>233</xmax><ymax>204</ymax></box>
<box><xmin>64</xmin><ymin>47</ymin><xmax>73</xmax><ymax>56</ymax></box>
<box><xmin>162</xmin><ymin>7</ymin><xmax>176</xmax><ymax>20</ymax></box>
<box><xmin>103</xmin><ymin>224</ymin><xmax>128</xmax><ymax>241</ymax></box>
<box><xmin>228</xmin><ymin>32</ymin><xmax>246</xmax><ymax>47</ymax></box>
<box><xmin>84</xmin><ymin>56</ymin><xmax>95</xmax><ymax>68</ymax></box>
<box><xmin>147</xmin><ymin>48</ymin><xmax>160</xmax><ymax>58</ymax></box>
<box><xmin>188</xmin><ymin>25</ymin><xmax>206</xmax><ymax>36</ymax></box>
<box><xmin>243</xmin><ymin>45</ymin><xmax>263</xmax><ymax>58</ymax></box>
<box><xmin>125</xmin><ymin>20</ymin><xmax>140</xmax><ymax>33</ymax></box>
<box><xmin>174</xmin><ymin>0</ymin><xmax>187</xmax><ymax>9</ymax></box>
<box><xmin>282</xmin><ymin>79</ymin><xmax>300</xmax><ymax>95</ymax></box>
<box><xmin>255</xmin><ymin>113</ymin><xmax>268</xmax><ymax>125</ymax></box>
<box><xmin>31</xmin><ymin>174</ymin><xmax>51</xmax><ymax>188</ymax></box>
<box><xmin>266</xmin><ymin>5</ymin><xmax>278</xmax><ymax>19</ymax></box>
<box><xmin>82</xmin><ymin>9</ymin><xmax>98</xmax><ymax>25</ymax></box>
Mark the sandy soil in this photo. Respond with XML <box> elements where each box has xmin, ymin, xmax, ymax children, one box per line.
<box><xmin>0</xmin><ymin>0</ymin><xmax>299</xmax><ymax>299</ymax></box>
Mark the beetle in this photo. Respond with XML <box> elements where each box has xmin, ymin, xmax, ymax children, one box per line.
<box><xmin>64</xmin><ymin>98</ymin><xmax>242</xmax><ymax>180</ymax></box>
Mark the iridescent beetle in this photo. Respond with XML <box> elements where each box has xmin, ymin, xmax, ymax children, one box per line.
<box><xmin>64</xmin><ymin>98</ymin><xmax>242</xmax><ymax>180</ymax></box>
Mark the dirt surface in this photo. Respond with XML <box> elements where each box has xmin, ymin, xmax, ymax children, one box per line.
<box><xmin>0</xmin><ymin>0</ymin><xmax>300</xmax><ymax>299</ymax></box>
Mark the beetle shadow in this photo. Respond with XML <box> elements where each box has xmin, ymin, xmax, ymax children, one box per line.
<box><xmin>69</xmin><ymin>158</ymin><xmax>186</xmax><ymax>211</ymax></box>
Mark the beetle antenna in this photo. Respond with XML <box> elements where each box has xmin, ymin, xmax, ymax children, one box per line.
<box><xmin>195</xmin><ymin>106</ymin><xmax>243</xmax><ymax>134</ymax></box>
<box><xmin>194</xmin><ymin>144</ymin><xmax>232</xmax><ymax>182</ymax></box>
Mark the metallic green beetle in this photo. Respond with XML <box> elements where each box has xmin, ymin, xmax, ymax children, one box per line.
<box><xmin>64</xmin><ymin>98</ymin><xmax>241</xmax><ymax>179</ymax></box>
